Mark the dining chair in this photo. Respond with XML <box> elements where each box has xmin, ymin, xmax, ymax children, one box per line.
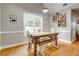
<box><xmin>26</xmin><ymin>31</ymin><xmax>33</xmax><ymax>56</ymax></box>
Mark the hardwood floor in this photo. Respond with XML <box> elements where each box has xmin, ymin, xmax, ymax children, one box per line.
<box><xmin>52</xmin><ymin>40</ymin><xmax>79</xmax><ymax>56</ymax></box>
<box><xmin>0</xmin><ymin>44</ymin><xmax>28</xmax><ymax>56</ymax></box>
<box><xmin>0</xmin><ymin>40</ymin><xmax>79</xmax><ymax>56</ymax></box>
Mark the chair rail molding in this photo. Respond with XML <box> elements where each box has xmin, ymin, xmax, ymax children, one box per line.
<box><xmin>0</xmin><ymin>31</ymin><xmax>24</xmax><ymax>34</ymax></box>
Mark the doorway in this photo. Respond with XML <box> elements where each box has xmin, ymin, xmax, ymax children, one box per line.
<box><xmin>71</xmin><ymin>9</ymin><xmax>79</xmax><ymax>40</ymax></box>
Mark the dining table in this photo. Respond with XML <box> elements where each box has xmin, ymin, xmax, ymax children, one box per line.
<box><xmin>31</xmin><ymin>32</ymin><xmax>59</xmax><ymax>56</ymax></box>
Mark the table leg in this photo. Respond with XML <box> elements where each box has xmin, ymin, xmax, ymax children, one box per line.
<box><xmin>34</xmin><ymin>38</ymin><xmax>38</xmax><ymax>56</ymax></box>
<box><xmin>55</xmin><ymin>35</ymin><xmax>58</xmax><ymax>46</ymax></box>
<box><xmin>55</xmin><ymin>40</ymin><xmax>57</xmax><ymax>46</ymax></box>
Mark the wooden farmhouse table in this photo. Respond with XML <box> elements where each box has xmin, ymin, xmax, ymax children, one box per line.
<box><xmin>31</xmin><ymin>32</ymin><xmax>59</xmax><ymax>56</ymax></box>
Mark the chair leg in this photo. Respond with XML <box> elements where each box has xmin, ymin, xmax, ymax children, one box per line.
<box><xmin>27</xmin><ymin>43</ymin><xmax>31</xmax><ymax>56</ymax></box>
<box><xmin>39</xmin><ymin>45</ymin><xmax>45</xmax><ymax>56</ymax></box>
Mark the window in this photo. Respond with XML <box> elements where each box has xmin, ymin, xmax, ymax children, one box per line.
<box><xmin>24</xmin><ymin>12</ymin><xmax>43</xmax><ymax>34</ymax></box>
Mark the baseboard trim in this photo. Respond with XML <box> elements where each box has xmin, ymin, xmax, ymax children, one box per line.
<box><xmin>0</xmin><ymin>42</ymin><xmax>27</xmax><ymax>51</ymax></box>
<box><xmin>0</xmin><ymin>39</ymin><xmax>74</xmax><ymax>51</ymax></box>
<box><xmin>59</xmin><ymin>39</ymin><xmax>72</xmax><ymax>44</ymax></box>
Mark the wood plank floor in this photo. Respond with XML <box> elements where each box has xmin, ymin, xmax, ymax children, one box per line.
<box><xmin>52</xmin><ymin>40</ymin><xmax>79</xmax><ymax>56</ymax></box>
<box><xmin>0</xmin><ymin>40</ymin><xmax>79</xmax><ymax>56</ymax></box>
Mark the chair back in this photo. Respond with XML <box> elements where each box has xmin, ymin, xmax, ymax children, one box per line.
<box><xmin>26</xmin><ymin>31</ymin><xmax>32</xmax><ymax>44</ymax></box>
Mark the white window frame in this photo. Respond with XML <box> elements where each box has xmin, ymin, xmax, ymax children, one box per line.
<box><xmin>23</xmin><ymin>12</ymin><xmax>43</xmax><ymax>34</ymax></box>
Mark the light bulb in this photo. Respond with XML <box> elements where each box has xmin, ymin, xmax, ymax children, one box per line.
<box><xmin>42</xmin><ymin>8</ymin><xmax>48</xmax><ymax>13</ymax></box>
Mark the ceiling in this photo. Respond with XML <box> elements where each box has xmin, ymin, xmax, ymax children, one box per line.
<box><xmin>14</xmin><ymin>3</ymin><xmax>44</xmax><ymax>14</ymax></box>
<box><xmin>43</xmin><ymin>3</ymin><xmax>79</xmax><ymax>13</ymax></box>
<box><xmin>14</xmin><ymin>3</ymin><xmax>79</xmax><ymax>14</ymax></box>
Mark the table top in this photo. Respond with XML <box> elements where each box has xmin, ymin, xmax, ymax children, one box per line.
<box><xmin>31</xmin><ymin>32</ymin><xmax>58</xmax><ymax>37</ymax></box>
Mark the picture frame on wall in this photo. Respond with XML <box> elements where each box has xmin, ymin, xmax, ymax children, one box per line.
<box><xmin>9</xmin><ymin>15</ymin><xmax>17</xmax><ymax>23</ymax></box>
<box><xmin>52</xmin><ymin>12</ymin><xmax>66</xmax><ymax>27</ymax></box>
<box><xmin>58</xmin><ymin>13</ymin><xmax>66</xmax><ymax>27</ymax></box>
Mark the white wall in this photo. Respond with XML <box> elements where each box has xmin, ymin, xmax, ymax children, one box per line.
<box><xmin>43</xmin><ymin>13</ymin><xmax>51</xmax><ymax>32</ymax></box>
<box><xmin>1</xmin><ymin>4</ymin><xmax>26</xmax><ymax>49</ymax></box>
<box><xmin>0</xmin><ymin>4</ymin><xmax>1</xmax><ymax>49</ymax></box>
<box><xmin>0</xmin><ymin>3</ymin><xmax>51</xmax><ymax>49</ymax></box>
<box><xmin>0</xmin><ymin>4</ymin><xmax>1</xmax><ymax>31</ymax></box>
<box><xmin>16</xmin><ymin>3</ymin><xmax>51</xmax><ymax>32</ymax></box>
<box><xmin>51</xmin><ymin>9</ymin><xmax>72</xmax><ymax>43</ymax></box>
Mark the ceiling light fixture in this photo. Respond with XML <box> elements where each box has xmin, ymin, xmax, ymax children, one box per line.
<box><xmin>63</xmin><ymin>3</ymin><xmax>68</xmax><ymax>6</ymax></box>
<box><xmin>42</xmin><ymin>8</ymin><xmax>48</xmax><ymax>13</ymax></box>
